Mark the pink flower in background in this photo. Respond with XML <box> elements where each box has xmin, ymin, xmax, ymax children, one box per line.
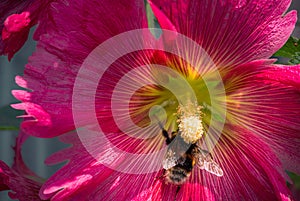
<box><xmin>0</xmin><ymin>0</ymin><xmax>53</xmax><ymax>60</ymax></box>
<box><xmin>0</xmin><ymin>132</ymin><xmax>44</xmax><ymax>201</ymax></box>
<box><xmin>0</xmin><ymin>0</ymin><xmax>300</xmax><ymax>200</ymax></box>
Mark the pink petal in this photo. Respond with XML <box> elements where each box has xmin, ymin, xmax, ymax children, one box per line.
<box><xmin>0</xmin><ymin>131</ymin><xmax>44</xmax><ymax>200</ymax></box>
<box><xmin>41</xmin><ymin>130</ymin><xmax>216</xmax><ymax>200</ymax></box>
<box><xmin>0</xmin><ymin>161</ymin><xmax>44</xmax><ymax>201</ymax></box>
<box><xmin>1</xmin><ymin>11</ymin><xmax>31</xmax><ymax>61</ymax></box>
<box><xmin>0</xmin><ymin>0</ymin><xmax>53</xmax><ymax>60</ymax></box>
<box><xmin>154</xmin><ymin>123</ymin><xmax>294</xmax><ymax>200</ymax></box>
<box><xmin>149</xmin><ymin>0</ymin><xmax>297</xmax><ymax>66</ymax></box>
<box><xmin>40</xmin><ymin>132</ymin><xmax>163</xmax><ymax>200</ymax></box>
<box><xmin>0</xmin><ymin>168</ymin><xmax>9</xmax><ymax>191</ymax></box>
<box><xmin>208</xmin><ymin>125</ymin><xmax>293</xmax><ymax>200</ymax></box>
<box><xmin>5</xmin><ymin>1</ymin><xmax>298</xmax><ymax>200</ymax></box>
<box><xmin>2</xmin><ymin>12</ymin><xmax>30</xmax><ymax>40</ymax></box>
<box><xmin>258</xmin><ymin>64</ymin><xmax>300</xmax><ymax>90</ymax></box>
<box><xmin>40</xmin><ymin>123</ymin><xmax>295</xmax><ymax>200</ymax></box>
<box><xmin>157</xmin><ymin>181</ymin><xmax>217</xmax><ymax>201</ymax></box>
<box><xmin>13</xmin><ymin>0</ymin><xmax>148</xmax><ymax>138</ymax></box>
<box><xmin>131</xmin><ymin>180</ymin><xmax>163</xmax><ymax>201</ymax></box>
<box><xmin>224</xmin><ymin>60</ymin><xmax>300</xmax><ymax>175</ymax></box>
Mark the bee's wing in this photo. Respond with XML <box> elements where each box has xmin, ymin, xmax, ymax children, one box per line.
<box><xmin>195</xmin><ymin>150</ymin><xmax>223</xmax><ymax>177</ymax></box>
<box><xmin>162</xmin><ymin>135</ymin><xmax>189</xmax><ymax>169</ymax></box>
<box><xmin>162</xmin><ymin>148</ymin><xmax>178</xmax><ymax>169</ymax></box>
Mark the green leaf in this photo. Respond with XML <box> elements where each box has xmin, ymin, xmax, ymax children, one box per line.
<box><xmin>274</xmin><ymin>37</ymin><xmax>300</xmax><ymax>58</ymax></box>
<box><xmin>289</xmin><ymin>51</ymin><xmax>300</xmax><ymax>65</ymax></box>
<box><xmin>0</xmin><ymin>126</ymin><xmax>19</xmax><ymax>131</ymax></box>
<box><xmin>145</xmin><ymin>1</ymin><xmax>156</xmax><ymax>29</ymax></box>
<box><xmin>273</xmin><ymin>37</ymin><xmax>300</xmax><ymax>64</ymax></box>
<box><xmin>145</xmin><ymin>0</ymin><xmax>161</xmax><ymax>38</ymax></box>
<box><xmin>287</xmin><ymin>171</ymin><xmax>300</xmax><ymax>189</ymax></box>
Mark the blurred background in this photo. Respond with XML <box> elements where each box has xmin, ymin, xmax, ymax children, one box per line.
<box><xmin>0</xmin><ymin>27</ymin><xmax>68</xmax><ymax>200</ymax></box>
<box><xmin>0</xmin><ymin>1</ymin><xmax>299</xmax><ymax>200</ymax></box>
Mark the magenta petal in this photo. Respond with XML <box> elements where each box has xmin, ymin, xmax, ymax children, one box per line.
<box><xmin>210</xmin><ymin>125</ymin><xmax>293</xmax><ymax>201</ymax></box>
<box><xmin>0</xmin><ymin>0</ymin><xmax>53</xmax><ymax>60</ymax></box>
<box><xmin>5</xmin><ymin>0</ymin><xmax>299</xmax><ymax>200</ymax></box>
<box><xmin>40</xmin><ymin>132</ymin><xmax>163</xmax><ymax>200</ymax></box>
<box><xmin>39</xmin><ymin>132</ymin><xmax>110</xmax><ymax>199</ymax></box>
<box><xmin>1</xmin><ymin>12</ymin><xmax>31</xmax><ymax>60</ymax></box>
<box><xmin>148</xmin><ymin>1</ymin><xmax>177</xmax><ymax>33</ymax></box>
<box><xmin>224</xmin><ymin>61</ymin><xmax>300</xmax><ymax>175</ymax></box>
<box><xmin>2</xmin><ymin>12</ymin><xmax>30</xmax><ymax>40</ymax></box>
<box><xmin>0</xmin><ymin>132</ymin><xmax>44</xmax><ymax>200</ymax></box>
<box><xmin>14</xmin><ymin>0</ymin><xmax>148</xmax><ymax>138</ymax></box>
<box><xmin>0</xmin><ymin>167</ymin><xmax>9</xmax><ymax>191</ymax></box>
<box><xmin>40</xmin><ymin>125</ymin><xmax>294</xmax><ymax>200</ymax></box>
<box><xmin>150</xmin><ymin>0</ymin><xmax>297</xmax><ymax>66</ymax></box>
<box><xmin>131</xmin><ymin>180</ymin><xmax>163</xmax><ymax>201</ymax></box>
<box><xmin>0</xmin><ymin>161</ymin><xmax>44</xmax><ymax>201</ymax></box>
<box><xmin>258</xmin><ymin>64</ymin><xmax>300</xmax><ymax>90</ymax></box>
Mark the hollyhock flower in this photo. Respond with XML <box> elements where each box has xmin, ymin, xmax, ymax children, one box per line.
<box><xmin>1</xmin><ymin>0</ymin><xmax>300</xmax><ymax>200</ymax></box>
<box><xmin>0</xmin><ymin>0</ymin><xmax>53</xmax><ymax>60</ymax></box>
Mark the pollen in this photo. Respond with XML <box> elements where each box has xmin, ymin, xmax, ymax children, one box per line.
<box><xmin>177</xmin><ymin>102</ymin><xmax>204</xmax><ymax>144</ymax></box>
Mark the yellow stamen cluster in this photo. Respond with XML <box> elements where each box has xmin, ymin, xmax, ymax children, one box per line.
<box><xmin>177</xmin><ymin>102</ymin><xmax>203</xmax><ymax>144</ymax></box>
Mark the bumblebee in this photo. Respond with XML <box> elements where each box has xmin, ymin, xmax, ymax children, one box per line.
<box><xmin>161</xmin><ymin>128</ymin><xmax>223</xmax><ymax>185</ymax></box>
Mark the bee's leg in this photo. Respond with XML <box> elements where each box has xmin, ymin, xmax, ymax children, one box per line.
<box><xmin>155</xmin><ymin>170</ymin><xmax>165</xmax><ymax>181</ymax></box>
<box><xmin>174</xmin><ymin>185</ymin><xmax>181</xmax><ymax>201</ymax></box>
<box><xmin>171</xmin><ymin>131</ymin><xmax>177</xmax><ymax>141</ymax></box>
<box><xmin>176</xmin><ymin>185</ymin><xmax>181</xmax><ymax>193</ymax></box>
<box><xmin>162</xmin><ymin>129</ymin><xmax>173</xmax><ymax>145</ymax></box>
<box><xmin>162</xmin><ymin>129</ymin><xmax>169</xmax><ymax>139</ymax></box>
<box><xmin>157</xmin><ymin>120</ymin><xmax>171</xmax><ymax>143</ymax></box>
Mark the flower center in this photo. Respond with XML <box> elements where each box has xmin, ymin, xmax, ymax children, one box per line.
<box><xmin>177</xmin><ymin>102</ymin><xmax>204</xmax><ymax>143</ymax></box>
